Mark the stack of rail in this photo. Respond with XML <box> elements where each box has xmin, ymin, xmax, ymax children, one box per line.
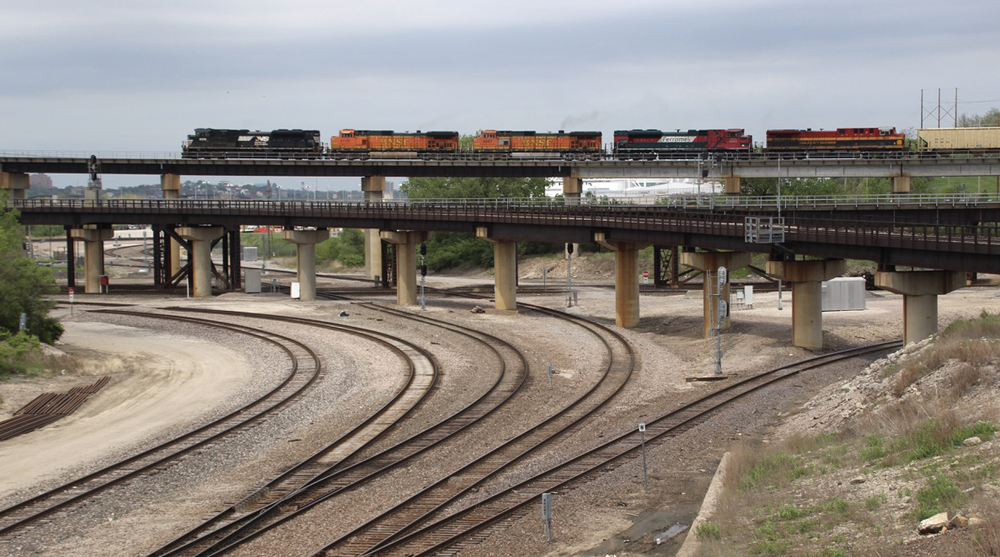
<box><xmin>0</xmin><ymin>376</ymin><xmax>110</xmax><ymax>441</ymax></box>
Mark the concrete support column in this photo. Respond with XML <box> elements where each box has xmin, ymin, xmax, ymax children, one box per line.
<box><xmin>177</xmin><ymin>226</ymin><xmax>225</xmax><ymax>297</ymax></box>
<box><xmin>724</xmin><ymin>176</ymin><xmax>741</xmax><ymax>195</ymax></box>
<box><xmin>380</xmin><ymin>230</ymin><xmax>429</xmax><ymax>306</ymax></box>
<box><xmin>363</xmin><ymin>176</ymin><xmax>386</xmax><ymax>279</ymax></box>
<box><xmin>893</xmin><ymin>175</ymin><xmax>912</xmax><ymax>194</ymax></box>
<box><xmin>476</xmin><ymin>227</ymin><xmax>517</xmax><ymax>311</ymax></box>
<box><xmin>875</xmin><ymin>270</ymin><xmax>965</xmax><ymax>345</ymax></box>
<box><xmin>595</xmin><ymin>233</ymin><xmax>647</xmax><ymax>328</ymax></box>
<box><xmin>766</xmin><ymin>259</ymin><xmax>847</xmax><ymax>350</ymax></box>
<box><xmin>681</xmin><ymin>252</ymin><xmax>752</xmax><ymax>338</ymax></box>
<box><xmin>563</xmin><ymin>176</ymin><xmax>582</xmax><ymax>206</ymax></box>
<box><xmin>161</xmin><ymin>174</ymin><xmax>182</xmax><ymax>278</ymax></box>
<box><xmin>1</xmin><ymin>172</ymin><xmax>29</xmax><ymax>200</ymax></box>
<box><xmin>69</xmin><ymin>228</ymin><xmax>113</xmax><ymax>293</ymax></box>
<box><xmin>281</xmin><ymin>228</ymin><xmax>330</xmax><ymax>301</ymax></box>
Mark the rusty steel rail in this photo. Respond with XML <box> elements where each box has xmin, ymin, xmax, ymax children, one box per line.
<box><xmin>0</xmin><ymin>311</ymin><xmax>322</xmax><ymax>540</ymax></box>
<box><xmin>150</xmin><ymin>303</ymin><xmax>526</xmax><ymax>557</ymax></box>
<box><xmin>0</xmin><ymin>376</ymin><xmax>110</xmax><ymax>442</ymax></box>
<box><xmin>361</xmin><ymin>340</ymin><xmax>902</xmax><ymax>557</ymax></box>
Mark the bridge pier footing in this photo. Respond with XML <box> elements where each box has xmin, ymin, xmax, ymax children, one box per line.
<box><xmin>595</xmin><ymin>233</ymin><xmax>647</xmax><ymax>328</ymax></box>
<box><xmin>476</xmin><ymin>227</ymin><xmax>518</xmax><ymax>311</ymax></box>
<box><xmin>178</xmin><ymin>226</ymin><xmax>225</xmax><ymax>297</ymax></box>
<box><xmin>1</xmin><ymin>172</ymin><xmax>29</xmax><ymax>200</ymax></box>
<box><xmin>69</xmin><ymin>228</ymin><xmax>113</xmax><ymax>294</ymax></box>
<box><xmin>363</xmin><ymin>176</ymin><xmax>386</xmax><ymax>281</ymax></box>
<box><xmin>161</xmin><ymin>174</ymin><xmax>182</xmax><ymax>278</ymax></box>
<box><xmin>681</xmin><ymin>251</ymin><xmax>752</xmax><ymax>338</ymax></box>
<box><xmin>766</xmin><ymin>259</ymin><xmax>846</xmax><ymax>350</ymax></box>
<box><xmin>875</xmin><ymin>270</ymin><xmax>965</xmax><ymax>345</ymax></box>
<box><xmin>380</xmin><ymin>230</ymin><xmax>429</xmax><ymax>306</ymax></box>
<box><xmin>282</xmin><ymin>228</ymin><xmax>330</xmax><ymax>301</ymax></box>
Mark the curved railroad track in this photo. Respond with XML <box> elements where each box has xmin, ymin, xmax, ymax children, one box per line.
<box><xmin>342</xmin><ymin>339</ymin><xmax>901</xmax><ymax>557</ymax></box>
<box><xmin>0</xmin><ymin>309</ymin><xmax>324</xmax><ymax>543</ymax></box>
<box><xmin>150</xmin><ymin>302</ymin><xmax>529</xmax><ymax>556</ymax></box>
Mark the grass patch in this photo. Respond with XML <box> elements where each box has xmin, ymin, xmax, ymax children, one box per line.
<box><xmin>914</xmin><ymin>475</ymin><xmax>966</xmax><ymax>520</ymax></box>
<box><xmin>694</xmin><ymin>521</ymin><xmax>721</xmax><ymax>541</ymax></box>
<box><xmin>951</xmin><ymin>421</ymin><xmax>997</xmax><ymax>445</ymax></box>
<box><xmin>864</xmin><ymin>493</ymin><xmax>888</xmax><ymax>511</ymax></box>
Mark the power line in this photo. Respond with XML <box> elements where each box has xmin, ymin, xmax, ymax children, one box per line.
<box><xmin>958</xmin><ymin>98</ymin><xmax>1000</xmax><ymax>105</ymax></box>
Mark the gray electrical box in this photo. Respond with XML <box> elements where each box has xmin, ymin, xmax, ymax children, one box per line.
<box><xmin>242</xmin><ymin>246</ymin><xmax>258</xmax><ymax>262</ymax></box>
<box><xmin>245</xmin><ymin>268</ymin><xmax>262</xmax><ymax>294</ymax></box>
<box><xmin>822</xmin><ymin>277</ymin><xmax>866</xmax><ymax>311</ymax></box>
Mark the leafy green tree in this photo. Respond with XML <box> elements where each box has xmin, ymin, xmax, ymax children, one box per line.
<box><xmin>740</xmin><ymin>177</ymin><xmax>843</xmax><ymax>197</ymax></box>
<box><xmin>0</xmin><ymin>192</ymin><xmax>63</xmax><ymax>345</ymax></box>
<box><xmin>316</xmin><ymin>229</ymin><xmax>366</xmax><ymax>268</ymax></box>
<box><xmin>957</xmin><ymin>108</ymin><xmax>1000</xmax><ymax>128</ymax></box>
<box><xmin>401</xmin><ymin>176</ymin><xmax>547</xmax><ymax>200</ymax></box>
<box><xmin>398</xmin><ymin>175</ymin><xmax>551</xmax><ymax>271</ymax></box>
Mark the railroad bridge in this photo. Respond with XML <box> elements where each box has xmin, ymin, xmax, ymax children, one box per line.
<box><xmin>5</xmin><ymin>153</ymin><xmax>1000</xmax><ymax>350</ymax></box>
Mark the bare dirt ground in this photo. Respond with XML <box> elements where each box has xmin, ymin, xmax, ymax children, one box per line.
<box><xmin>1</xmin><ymin>253</ymin><xmax>998</xmax><ymax>556</ymax></box>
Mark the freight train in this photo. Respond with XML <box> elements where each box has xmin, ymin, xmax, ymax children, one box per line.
<box><xmin>180</xmin><ymin>126</ymin><xmax>1000</xmax><ymax>159</ymax></box>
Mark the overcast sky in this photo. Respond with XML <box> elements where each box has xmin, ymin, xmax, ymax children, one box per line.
<box><xmin>3</xmin><ymin>0</ymin><xmax>999</xmax><ymax>189</ymax></box>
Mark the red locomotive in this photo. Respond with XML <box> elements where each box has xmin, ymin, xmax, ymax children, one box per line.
<box><xmin>613</xmin><ymin>129</ymin><xmax>752</xmax><ymax>156</ymax></box>
<box><xmin>766</xmin><ymin>127</ymin><xmax>905</xmax><ymax>151</ymax></box>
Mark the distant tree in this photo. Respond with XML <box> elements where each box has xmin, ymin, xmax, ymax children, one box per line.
<box><xmin>740</xmin><ymin>177</ymin><xmax>842</xmax><ymax>197</ymax></box>
<box><xmin>0</xmin><ymin>192</ymin><xmax>63</xmax><ymax>344</ymax></box>
<box><xmin>401</xmin><ymin>176</ymin><xmax>547</xmax><ymax>200</ymax></box>
<box><xmin>315</xmin><ymin>229</ymin><xmax>366</xmax><ymax>268</ymax></box>
<box><xmin>957</xmin><ymin>108</ymin><xmax>1000</xmax><ymax>128</ymax></box>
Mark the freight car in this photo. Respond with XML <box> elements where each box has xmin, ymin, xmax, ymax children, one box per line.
<box><xmin>917</xmin><ymin>127</ymin><xmax>1000</xmax><ymax>153</ymax></box>
<box><xmin>329</xmin><ymin>129</ymin><xmax>460</xmax><ymax>156</ymax></box>
<box><xmin>766</xmin><ymin>127</ymin><xmax>905</xmax><ymax>151</ymax></box>
<box><xmin>613</xmin><ymin>129</ymin><xmax>752</xmax><ymax>158</ymax></box>
<box><xmin>182</xmin><ymin>129</ymin><xmax>323</xmax><ymax>158</ymax></box>
<box><xmin>472</xmin><ymin>130</ymin><xmax>602</xmax><ymax>156</ymax></box>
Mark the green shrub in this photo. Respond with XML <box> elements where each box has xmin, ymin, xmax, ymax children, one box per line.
<box><xmin>0</xmin><ymin>331</ymin><xmax>43</xmax><ymax>378</ymax></box>
<box><xmin>695</xmin><ymin>521</ymin><xmax>721</xmax><ymax>541</ymax></box>
<box><xmin>914</xmin><ymin>475</ymin><xmax>965</xmax><ymax>520</ymax></box>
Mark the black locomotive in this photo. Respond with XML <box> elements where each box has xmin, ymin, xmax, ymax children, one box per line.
<box><xmin>182</xmin><ymin>128</ymin><xmax>323</xmax><ymax>158</ymax></box>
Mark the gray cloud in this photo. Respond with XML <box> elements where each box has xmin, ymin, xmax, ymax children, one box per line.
<box><xmin>2</xmin><ymin>0</ymin><xmax>999</xmax><ymax>187</ymax></box>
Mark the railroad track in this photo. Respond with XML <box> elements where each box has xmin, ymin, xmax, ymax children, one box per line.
<box><xmin>150</xmin><ymin>302</ymin><xmax>528</xmax><ymax>556</ymax></box>
<box><xmin>313</xmin><ymin>302</ymin><xmax>636</xmax><ymax>557</ymax></box>
<box><xmin>0</xmin><ymin>309</ymin><xmax>323</xmax><ymax>546</ymax></box>
<box><xmin>149</xmin><ymin>298</ymin><xmax>634</xmax><ymax>557</ymax></box>
<box><xmin>340</xmin><ymin>339</ymin><xmax>901</xmax><ymax>556</ymax></box>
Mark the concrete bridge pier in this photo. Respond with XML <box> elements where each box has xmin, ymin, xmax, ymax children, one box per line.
<box><xmin>363</xmin><ymin>176</ymin><xmax>386</xmax><ymax>280</ymax></box>
<box><xmin>475</xmin><ymin>227</ymin><xmax>517</xmax><ymax>311</ymax></box>
<box><xmin>69</xmin><ymin>228</ymin><xmax>113</xmax><ymax>293</ymax></box>
<box><xmin>875</xmin><ymin>270</ymin><xmax>965</xmax><ymax>345</ymax></box>
<box><xmin>380</xmin><ymin>230</ymin><xmax>429</xmax><ymax>306</ymax></box>
<box><xmin>595</xmin><ymin>233</ymin><xmax>648</xmax><ymax>328</ymax></box>
<box><xmin>724</xmin><ymin>176</ymin><xmax>741</xmax><ymax>195</ymax></box>
<box><xmin>1</xmin><ymin>172</ymin><xmax>29</xmax><ymax>200</ymax></box>
<box><xmin>161</xmin><ymin>174</ymin><xmax>182</xmax><ymax>278</ymax></box>
<box><xmin>282</xmin><ymin>228</ymin><xmax>330</xmax><ymax>302</ymax></box>
<box><xmin>178</xmin><ymin>226</ymin><xmax>224</xmax><ymax>297</ymax></box>
<box><xmin>681</xmin><ymin>251</ymin><xmax>752</xmax><ymax>338</ymax></box>
<box><xmin>766</xmin><ymin>259</ymin><xmax>846</xmax><ymax>350</ymax></box>
<box><xmin>893</xmin><ymin>175</ymin><xmax>912</xmax><ymax>194</ymax></box>
<box><xmin>563</xmin><ymin>176</ymin><xmax>582</xmax><ymax>206</ymax></box>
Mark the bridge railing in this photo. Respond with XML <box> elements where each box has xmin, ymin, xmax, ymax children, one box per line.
<box><xmin>10</xmin><ymin>192</ymin><xmax>1000</xmax><ymax>213</ymax></box>
<box><xmin>10</xmin><ymin>198</ymin><xmax>1000</xmax><ymax>256</ymax></box>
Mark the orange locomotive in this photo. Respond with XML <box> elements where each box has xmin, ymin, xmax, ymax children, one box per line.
<box><xmin>473</xmin><ymin>130</ymin><xmax>602</xmax><ymax>153</ymax></box>
<box><xmin>329</xmin><ymin>129</ymin><xmax>460</xmax><ymax>152</ymax></box>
